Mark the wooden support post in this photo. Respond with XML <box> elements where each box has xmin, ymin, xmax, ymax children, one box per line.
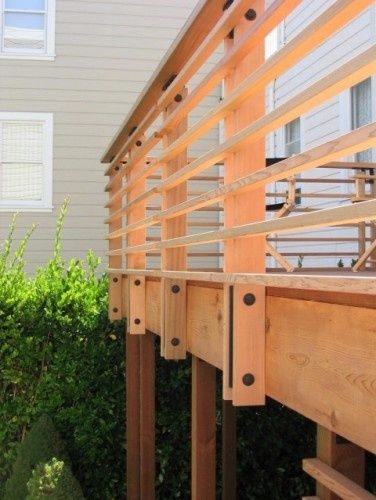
<box><xmin>108</xmin><ymin>165</ymin><xmax>123</xmax><ymax>320</ymax></box>
<box><xmin>126</xmin><ymin>331</ymin><xmax>141</xmax><ymax>500</ymax></box>
<box><xmin>316</xmin><ymin>425</ymin><xmax>365</xmax><ymax>500</ymax></box>
<box><xmin>128</xmin><ymin>145</ymin><xmax>147</xmax><ymax>335</ymax></box>
<box><xmin>126</xmin><ymin>143</ymin><xmax>155</xmax><ymax>498</ymax></box>
<box><xmin>223</xmin><ymin>1</ymin><xmax>266</xmax><ymax>406</ymax></box>
<box><xmin>222</xmin><ymin>400</ymin><xmax>237</xmax><ymax>500</ymax></box>
<box><xmin>160</xmin><ymin>89</ymin><xmax>188</xmax><ymax>359</ymax></box>
<box><xmin>192</xmin><ymin>356</ymin><xmax>216</xmax><ymax>500</ymax></box>
<box><xmin>140</xmin><ymin>332</ymin><xmax>155</xmax><ymax>500</ymax></box>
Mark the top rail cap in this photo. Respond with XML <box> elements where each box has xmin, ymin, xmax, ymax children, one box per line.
<box><xmin>101</xmin><ymin>0</ymin><xmax>224</xmax><ymax>164</ymax></box>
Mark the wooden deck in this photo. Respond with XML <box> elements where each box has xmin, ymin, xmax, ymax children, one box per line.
<box><xmin>102</xmin><ymin>0</ymin><xmax>376</xmax><ymax>498</ymax></box>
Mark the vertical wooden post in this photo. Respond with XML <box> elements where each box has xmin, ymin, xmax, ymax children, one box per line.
<box><xmin>126</xmin><ymin>331</ymin><xmax>141</xmax><ymax>499</ymax></box>
<box><xmin>223</xmin><ymin>1</ymin><xmax>266</xmax><ymax>407</ymax></box>
<box><xmin>222</xmin><ymin>400</ymin><xmax>237</xmax><ymax>500</ymax></box>
<box><xmin>160</xmin><ymin>88</ymin><xmax>188</xmax><ymax>359</ymax></box>
<box><xmin>108</xmin><ymin>163</ymin><xmax>123</xmax><ymax>320</ymax></box>
<box><xmin>140</xmin><ymin>332</ymin><xmax>155</xmax><ymax>500</ymax></box>
<box><xmin>126</xmin><ymin>146</ymin><xmax>155</xmax><ymax>499</ymax></box>
<box><xmin>316</xmin><ymin>425</ymin><xmax>365</xmax><ymax>500</ymax></box>
<box><xmin>191</xmin><ymin>356</ymin><xmax>217</xmax><ymax>500</ymax></box>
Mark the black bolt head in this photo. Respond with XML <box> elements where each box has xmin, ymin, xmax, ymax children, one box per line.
<box><xmin>114</xmin><ymin>166</ymin><xmax>120</xmax><ymax>171</ymax></box>
<box><xmin>113</xmin><ymin>277</ymin><xmax>118</xmax><ymax>283</ymax></box>
<box><xmin>245</xmin><ymin>8</ymin><xmax>257</xmax><ymax>20</ymax></box>
<box><xmin>134</xmin><ymin>318</ymin><xmax>141</xmax><ymax>325</ymax></box>
<box><xmin>171</xmin><ymin>337</ymin><xmax>180</xmax><ymax>346</ymax></box>
<box><xmin>113</xmin><ymin>307</ymin><xmax>119</xmax><ymax>313</ymax></box>
<box><xmin>174</xmin><ymin>94</ymin><xmax>183</xmax><ymax>102</ymax></box>
<box><xmin>134</xmin><ymin>279</ymin><xmax>141</xmax><ymax>286</ymax></box>
<box><xmin>243</xmin><ymin>293</ymin><xmax>256</xmax><ymax>306</ymax></box>
<box><xmin>171</xmin><ymin>285</ymin><xmax>180</xmax><ymax>294</ymax></box>
<box><xmin>136</xmin><ymin>140</ymin><xmax>142</xmax><ymax>147</ymax></box>
<box><xmin>242</xmin><ymin>373</ymin><xmax>255</xmax><ymax>386</ymax></box>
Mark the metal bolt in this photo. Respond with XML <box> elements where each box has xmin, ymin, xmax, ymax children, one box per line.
<box><xmin>113</xmin><ymin>307</ymin><xmax>119</xmax><ymax>313</ymax></box>
<box><xmin>243</xmin><ymin>293</ymin><xmax>256</xmax><ymax>306</ymax></box>
<box><xmin>136</xmin><ymin>140</ymin><xmax>142</xmax><ymax>147</ymax></box>
<box><xmin>171</xmin><ymin>337</ymin><xmax>180</xmax><ymax>346</ymax></box>
<box><xmin>134</xmin><ymin>279</ymin><xmax>141</xmax><ymax>286</ymax></box>
<box><xmin>242</xmin><ymin>373</ymin><xmax>255</xmax><ymax>386</ymax></box>
<box><xmin>171</xmin><ymin>285</ymin><xmax>180</xmax><ymax>294</ymax></box>
<box><xmin>244</xmin><ymin>8</ymin><xmax>256</xmax><ymax>20</ymax></box>
<box><xmin>114</xmin><ymin>166</ymin><xmax>120</xmax><ymax>171</ymax></box>
<box><xmin>174</xmin><ymin>94</ymin><xmax>183</xmax><ymax>102</ymax></box>
<box><xmin>134</xmin><ymin>318</ymin><xmax>141</xmax><ymax>325</ymax></box>
<box><xmin>113</xmin><ymin>277</ymin><xmax>118</xmax><ymax>283</ymax></box>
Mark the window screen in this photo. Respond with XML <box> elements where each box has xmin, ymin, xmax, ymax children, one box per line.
<box><xmin>1</xmin><ymin>122</ymin><xmax>43</xmax><ymax>200</ymax></box>
<box><xmin>0</xmin><ymin>113</ymin><xmax>53</xmax><ymax>210</ymax></box>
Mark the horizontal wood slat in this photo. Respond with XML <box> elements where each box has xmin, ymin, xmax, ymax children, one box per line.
<box><xmin>303</xmin><ymin>459</ymin><xmax>375</xmax><ymax>499</ymax></box>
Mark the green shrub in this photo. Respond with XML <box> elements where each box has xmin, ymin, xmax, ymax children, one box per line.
<box><xmin>0</xmin><ymin>201</ymin><xmax>125</xmax><ymax>499</ymax></box>
<box><xmin>26</xmin><ymin>457</ymin><xmax>84</xmax><ymax>500</ymax></box>
<box><xmin>4</xmin><ymin>416</ymin><xmax>83</xmax><ymax>500</ymax></box>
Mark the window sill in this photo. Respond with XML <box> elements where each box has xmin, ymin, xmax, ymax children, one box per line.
<box><xmin>0</xmin><ymin>54</ymin><xmax>55</xmax><ymax>61</ymax></box>
<box><xmin>0</xmin><ymin>207</ymin><xmax>53</xmax><ymax>213</ymax></box>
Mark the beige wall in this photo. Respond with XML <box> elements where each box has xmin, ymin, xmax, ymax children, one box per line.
<box><xmin>0</xmin><ymin>0</ymin><xmax>221</xmax><ymax>272</ymax></box>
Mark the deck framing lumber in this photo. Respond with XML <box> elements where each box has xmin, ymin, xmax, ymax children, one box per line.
<box><xmin>191</xmin><ymin>356</ymin><xmax>216</xmax><ymax>500</ymax></box>
<box><xmin>303</xmin><ymin>459</ymin><xmax>374</xmax><ymax>499</ymax></box>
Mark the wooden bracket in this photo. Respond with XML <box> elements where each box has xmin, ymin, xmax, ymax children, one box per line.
<box><xmin>129</xmin><ymin>275</ymin><xmax>146</xmax><ymax>335</ymax></box>
<box><xmin>109</xmin><ymin>272</ymin><xmax>122</xmax><ymax>320</ymax></box>
<box><xmin>223</xmin><ymin>283</ymin><xmax>265</xmax><ymax>405</ymax></box>
<box><xmin>161</xmin><ymin>278</ymin><xmax>187</xmax><ymax>359</ymax></box>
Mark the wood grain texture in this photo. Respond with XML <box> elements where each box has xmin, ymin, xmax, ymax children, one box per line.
<box><xmin>303</xmin><ymin>459</ymin><xmax>375</xmax><ymax>499</ymax></box>
<box><xmin>187</xmin><ymin>284</ymin><xmax>223</xmax><ymax>370</ymax></box>
<box><xmin>160</xmin><ymin>91</ymin><xmax>187</xmax><ymax>358</ymax></box>
<box><xmin>266</xmin><ymin>297</ymin><xmax>376</xmax><ymax>454</ymax></box>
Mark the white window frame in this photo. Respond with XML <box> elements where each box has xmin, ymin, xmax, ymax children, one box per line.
<box><xmin>0</xmin><ymin>0</ymin><xmax>55</xmax><ymax>60</ymax></box>
<box><xmin>0</xmin><ymin>112</ymin><xmax>53</xmax><ymax>212</ymax></box>
<box><xmin>339</xmin><ymin>76</ymin><xmax>376</xmax><ymax>160</ymax></box>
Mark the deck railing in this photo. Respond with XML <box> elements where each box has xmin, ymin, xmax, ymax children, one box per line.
<box><xmin>101</xmin><ymin>1</ymin><xmax>376</xmax><ymax>498</ymax></box>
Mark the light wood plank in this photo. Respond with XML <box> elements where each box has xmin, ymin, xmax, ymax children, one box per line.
<box><xmin>303</xmin><ymin>459</ymin><xmax>375</xmax><ymax>500</ymax></box>
<box><xmin>111</xmin><ymin>199</ymin><xmax>376</xmax><ymax>256</ymax></box>
<box><xmin>267</xmin><ymin>297</ymin><xmax>376</xmax><ymax>454</ymax></box>
<box><xmin>112</xmin><ymin>269</ymin><xmax>376</xmax><ymax>296</ymax></box>
<box><xmin>160</xmin><ymin>90</ymin><xmax>188</xmax><ymax>358</ymax></box>
<box><xmin>107</xmin><ymin>123</ymin><xmax>376</xmax><ymax>237</ymax></box>
<box><xmin>317</xmin><ymin>425</ymin><xmax>365</xmax><ymax>500</ymax></box>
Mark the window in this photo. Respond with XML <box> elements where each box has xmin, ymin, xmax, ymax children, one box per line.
<box><xmin>0</xmin><ymin>113</ymin><xmax>53</xmax><ymax>211</ymax></box>
<box><xmin>351</xmin><ymin>78</ymin><xmax>373</xmax><ymax>162</ymax></box>
<box><xmin>285</xmin><ymin>118</ymin><xmax>301</xmax><ymax>156</ymax></box>
<box><xmin>0</xmin><ymin>0</ymin><xmax>55</xmax><ymax>59</ymax></box>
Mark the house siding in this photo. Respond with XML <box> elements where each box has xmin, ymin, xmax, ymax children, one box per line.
<box><xmin>0</xmin><ymin>0</ymin><xmax>221</xmax><ymax>271</ymax></box>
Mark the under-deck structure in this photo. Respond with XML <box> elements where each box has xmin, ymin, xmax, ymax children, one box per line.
<box><xmin>101</xmin><ymin>1</ymin><xmax>376</xmax><ymax>497</ymax></box>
